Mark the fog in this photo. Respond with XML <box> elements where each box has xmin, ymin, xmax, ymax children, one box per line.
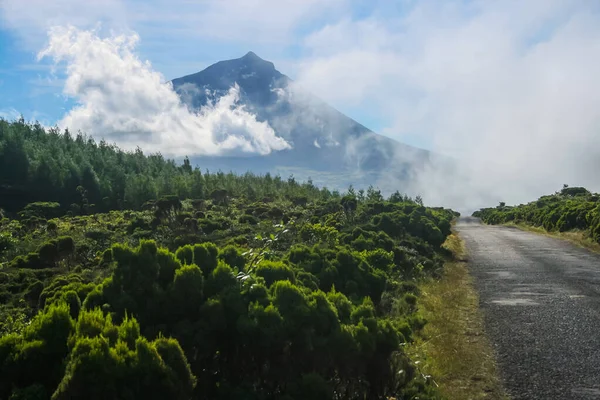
<box><xmin>294</xmin><ymin>1</ymin><xmax>600</xmax><ymax>212</ymax></box>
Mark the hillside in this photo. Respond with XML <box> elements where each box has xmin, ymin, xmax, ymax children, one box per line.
<box><xmin>0</xmin><ymin>119</ymin><xmax>459</xmax><ymax>399</ymax></box>
<box><xmin>171</xmin><ymin>52</ymin><xmax>431</xmax><ymax>187</ymax></box>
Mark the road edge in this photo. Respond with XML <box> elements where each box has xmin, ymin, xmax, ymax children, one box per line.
<box><xmin>500</xmin><ymin>222</ymin><xmax>600</xmax><ymax>254</ymax></box>
<box><xmin>407</xmin><ymin>232</ymin><xmax>508</xmax><ymax>400</ymax></box>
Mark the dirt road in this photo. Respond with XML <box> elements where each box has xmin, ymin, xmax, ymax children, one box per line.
<box><xmin>456</xmin><ymin>217</ymin><xmax>600</xmax><ymax>399</ymax></box>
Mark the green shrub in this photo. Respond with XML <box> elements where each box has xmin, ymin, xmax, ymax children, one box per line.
<box><xmin>84</xmin><ymin>230</ymin><xmax>112</xmax><ymax>242</ymax></box>
<box><xmin>175</xmin><ymin>245</ymin><xmax>194</xmax><ymax>265</ymax></box>
<box><xmin>198</xmin><ymin>217</ymin><xmax>230</xmax><ymax>234</ymax></box>
<box><xmin>192</xmin><ymin>243</ymin><xmax>219</xmax><ymax>276</ymax></box>
<box><xmin>0</xmin><ymin>233</ymin><xmax>16</xmax><ymax>256</ymax></box>
<box><xmin>475</xmin><ymin>187</ymin><xmax>600</xmax><ymax>244</ymax></box>
<box><xmin>19</xmin><ymin>202</ymin><xmax>61</xmax><ymax>220</ymax></box>
<box><xmin>255</xmin><ymin>261</ymin><xmax>295</xmax><ymax>286</ymax></box>
<box><xmin>24</xmin><ymin>280</ymin><xmax>44</xmax><ymax>305</ymax></box>
<box><xmin>218</xmin><ymin>245</ymin><xmax>245</xmax><ymax>270</ymax></box>
<box><xmin>38</xmin><ymin>242</ymin><xmax>59</xmax><ymax>264</ymax></box>
<box><xmin>132</xmin><ymin>229</ymin><xmax>153</xmax><ymax>239</ymax></box>
<box><xmin>238</xmin><ymin>214</ymin><xmax>259</xmax><ymax>225</ymax></box>
<box><xmin>46</xmin><ymin>220</ymin><xmax>58</xmax><ymax>232</ymax></box>
<box><xmin>57</xmin><ymin>237</ymin><xmax>75</xmax><ymax>256</ymax></box>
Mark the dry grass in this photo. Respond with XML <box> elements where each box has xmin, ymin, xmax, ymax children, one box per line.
<box><xmin>407</xmin><ymin>233</ymin><xmax>507</xmax><ymax>400</ymax></box>
<box><xmin>503</xmin><ymin>222</ymin><xmax>600</xmax><ymax>254</ymax></box>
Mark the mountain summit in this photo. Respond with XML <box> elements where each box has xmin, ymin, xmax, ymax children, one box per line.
<box><xmin>172</xmin><ymin>51</ymin><xmax>286</xmax><ymax>109</ymax></box>
<box><xmin>171</xmin><ymin>52</ymin><xmax>431</xmax><ymax>189</ymax></box>
<box><xmin>241</xmin><ymin>51</ymin><xmax>270</xmax><ymax>64</ymax></box>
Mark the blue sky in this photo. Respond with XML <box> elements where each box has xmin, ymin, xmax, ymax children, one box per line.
<box><xmin>0</xmin><ymin>0</ymin><xmax>395</xmax><ymax>133</ymax></box>
<box><xmin>0</xmin><ymin>27</ymin><xmax>67</xmax><ymax>123</ymax></box>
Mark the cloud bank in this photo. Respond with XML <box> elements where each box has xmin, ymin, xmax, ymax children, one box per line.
<box><xmin>296</xmin><ymin>0</ymin><xmax>600</xmax><ymax>211</ymax></box>
<box><xmin>38</xmin><ymin>26</ymin><xmax>290</xmax><ymax>157</ymax></box>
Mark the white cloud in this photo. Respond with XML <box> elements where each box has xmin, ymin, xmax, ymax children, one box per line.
<box><xmin>0</xmin><ymin>0</ymin><xmax>348</xmax><ymax>48</ymax></box>
<box><xmin>0</xmin><ymin>107</ymin><xmax>21</xmax><ymax>120</ymax></box>
<box><xmin>145</xmin><ymin>0</ymin><xmax>347</xmax><ymax>43</ymax></box>
<box><xmin>0</xmin><ymin>0</ymin><xmax>128</xmax><ymax>47</ymax></box>
<box><xmin>38</xmin><ymin>26</ymin><xmax>291</xmax><ymax>157</ymax></box>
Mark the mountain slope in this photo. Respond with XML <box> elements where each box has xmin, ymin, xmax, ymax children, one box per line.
<box><xmin>171</xmin><ymin>52</ymin><xmax>431</xmax><ymax>187</ymax></box>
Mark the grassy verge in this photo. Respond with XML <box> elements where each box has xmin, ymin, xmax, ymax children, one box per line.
<box><xmin>502</xmin><ymin>222</ymin><xmax>600</xmax><ymax>254</ymax></box>
<box><xmin>408</xmin><ymin>233</ymin><xmax>507</xmax><ymax>400</ymax></box>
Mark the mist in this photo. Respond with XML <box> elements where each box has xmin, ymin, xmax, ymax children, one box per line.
<box><xmin>295</xmin><ymin>0</ymin><xmax>600</xmax><ymax>213</ymax></box>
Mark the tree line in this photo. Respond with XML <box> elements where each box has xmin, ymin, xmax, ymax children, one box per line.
<box><xmin>0</xmin><ymin>118</ymin><xmax>365</xmax><ymax>214</ymax></box>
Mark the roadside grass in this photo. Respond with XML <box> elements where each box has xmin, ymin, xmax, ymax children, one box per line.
<box><xmin>407</xmin><ymin>233</ymin><xmax>507</xmax><ymax>400</ymax></box>
<box><xmin>503</xmin><ymin>222</ymin><xmax>600</xmax><ymax>254</ymax></box>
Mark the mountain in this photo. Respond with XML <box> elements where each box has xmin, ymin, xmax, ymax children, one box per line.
<box><xmin>171</xmin><ymin>51</ymin><xmax>432</xmax><ymax>190</ymax></box>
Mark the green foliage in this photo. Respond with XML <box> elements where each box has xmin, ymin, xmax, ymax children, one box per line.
<box><xmin>204</xmin><ymin>262</ymin><xmax>237</xmax><ymax>297</ymax></box>
<box><xmin>38</xmin><ymin>274</ymin><xmax>94</xmax><ymax>309</ymax></box>
<box><xmin>238</xmin><ymin>214</ymin><xmax>259</xmax><ymax>225</ymax></box>
<box><xmin>19</xmin><ymin>202</ymin><xmax>61</xmax><ymax>220</ymax></box>
<box><xmin>0</xmin><ymin>119</ymin><xmax>461</xmax><ymax>400</ymax></box>
<box><xmin>0</xmin><ymin>232</ymin><xmax>16</xmax><ymax>256</ymax></box>
<box><xmin>326</xmin><ymin>288</ymin><xmax>353</xmax><ymax>323</ymax></box>
<box><xmin>560</xmin><ymin>186</ymin><xmax>590</xmax><ymax>197</ymax></box>
<box><xmin>10</xmin><ymin>236</ymin><xmax>77</xmax><ymax>269</ymax></box>
<box><xmin>300</xmin><ymin>222</ymin><xmax>339</xmax><ymax>246</ymax></box>
<box><xmin>192</xmin><ymin>242</ymin><xmax>219</xmax><ymax>276</ymax></box>
<box><xmin>255</xmin><ymin>260</ymin><xmax>296</xmax><ymax>286</ymax></box>
<box><xmin>474</xmin><ymin>186</ymin><xmax>600</xmax><ymax>242</ymax></box>
<box><xmin>24</xmin><ymin>281</ymin><xmax>44</xmax><ymax>305</ymax></box>
<box><xmin>0</xmin><ymin>120</ymin><xmax>337</xmax><ymax>215</ymax></box>
<box><xmin>61</xmin><ymin>291</ymin><xmax>81</xmax><ymax>320</ymax></box>
<box><xmin>198</xmin><ymin>216</ymin><xmax>230</xmax><ymax>234</ymax></box>
<box><xmin>363</xmin><ymin>248</ymin><xmax>395</xmax><ymax>273</ymax></box>
<box><xmin>175</xmin><ymin>245</ymin><xmax>193</xmax><ymax>265</ymax></box>
<box><xmin>155</xmin><ymin>195</ymin><xmax>183</xmax><ymax>222</ymax></box>
<box><xmin>9</xmin><ymin>253</ymin><xmax>44</xmax><ymax>269</ymax></box>
<box><xmin>218</xmin><ymin>245</ymin><xmax>245</xmax><ymax>270</ymax></box>
<box><xmin>172</xmin><ymin>264</ymin><xmax>204</xmax><ymax>311</ymax></box>
<box><xmin>8</xmin><ymin>383</ymin><xmax>47</xmax><ymax>400</ymax></box>
<box><xmin>53</xmin><ymin>314</ymin><xmax>195</xmax><ymax>400</ymax></box>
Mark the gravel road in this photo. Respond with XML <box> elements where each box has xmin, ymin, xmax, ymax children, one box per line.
<box><xmin>456</xmin><ymin>217</ymin><xmax>600</xmax><ymax>400</ymax></box>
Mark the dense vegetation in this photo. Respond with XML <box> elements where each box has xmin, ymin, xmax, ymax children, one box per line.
<box><xmin>473</xmin><ymin>185</ymin><xmax>600</xmax><ymax>242</ymax></box>
<box><xmin>0</xmin><ymin>119</ymin><xmax>459</xmax><ymax>399</ymax></box>
<box><xmin>0</xmin><ymin>118</ymin><xmax>346</xmax><ymax>214</ymax></box>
